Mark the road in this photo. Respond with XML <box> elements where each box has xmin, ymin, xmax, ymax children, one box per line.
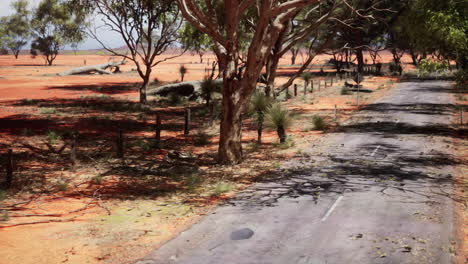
<box><xmin>137</xmin><ymin>81</ymin><xmax>457</xmax><ymax>264</ymax></box>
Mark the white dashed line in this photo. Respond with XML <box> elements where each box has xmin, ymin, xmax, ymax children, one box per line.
<box><xmin>321</xmin><ymin>195</ymin><xmax>344</xmax><ymax>222</ymax></box>
<box><xmin>370</xmin><ymin>145</ymin><xmax>381</xmax><ymax>157</ymax></box>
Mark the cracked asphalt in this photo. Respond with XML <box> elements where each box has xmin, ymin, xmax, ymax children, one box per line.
<box><xmin>137</xmin><ymin>81</ymin><xmax>458</xmax><ymax>264</ymax></box>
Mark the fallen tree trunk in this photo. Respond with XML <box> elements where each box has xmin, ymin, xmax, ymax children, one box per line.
<box><xmin>58</xmin><ymin>60</ymin><xmax>126</xmax><ymax>76</ymax></box>
<box><xmin>148</xmin><ymin>79</ymin><xmax>223</xmax><ymax>98</ymax></box>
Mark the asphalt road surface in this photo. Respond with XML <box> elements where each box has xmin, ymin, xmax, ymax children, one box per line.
<box><xmin>137</xmin><ymin>81</ymin><xmax>457</xmax><ymax>264</ymax></box>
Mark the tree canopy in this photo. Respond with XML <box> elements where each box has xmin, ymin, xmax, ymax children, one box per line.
<box><xmin>30</xmin><ymin>0</ymin><xmax>88</xmax><ymax>65</ymax></box>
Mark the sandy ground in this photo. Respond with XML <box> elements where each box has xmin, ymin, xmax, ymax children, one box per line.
<box><xmin>0</xmin><ymin>51</ymin><xmax>421</xmax><ymax>264</ymax></box>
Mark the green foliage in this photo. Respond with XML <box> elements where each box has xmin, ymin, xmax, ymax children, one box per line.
<box><xmin>341</xmin><ymin>86</ymin><xmax>351</xmax><ymax>95</ymax></box>
<box><xmin>0</xmin><ymin>210</ymin><xmax>9</xmax><ymax>222</ymax></box>
<box><xmin>455</xmin><ymin>69</ymin><xmax>468</xmax><ymax>90</ymax></box>
<box><xmin>311</xmin><ymin>115</ymin><xmax>327</xmax><ymax>130</ymax></box>
<box><xmin>273</xmin><ymin>136</ymin><xmax>296</xmax><ymax>149</ymax></box>
<box><xmin>396</xmin><ymin>0</ymin><xmax>467</xmax><ymax>70</ymax></box>
<box><xmin>301</xmin><ymin>72</ymin><xmax>313</xmax><ymax>83</ymax></box>
<box><xmin>21</xmin><ymin>128</ymin><xmax>34</xmax><ymax>136</ymax></box>
<box><xmin>200</xmin><ymin>78</ymin><xmax>220</xmax><ymax>105</ymax></box>
<box><xmin>2</xmin><ymin>0</ymin><xmax>31</xmax><ymax>58</ymax></box>
<box><xmin>249</xmin><ymin>91</ymin><xmax>272</xmax><ymax>116</ymax></box>
<box><xmin>91</xmin><ymin>176</ymin><xmax>103</xmax><ymax>185</ymax></box>
<box><xmin>180</xmin><ymin>23</ymin><xmax>212</xmax><ymax>61</ymax></box>
<box><xmin>30</xmin><ymin>0</ymin><xmax>88</xmax><ymax>65</ymax></box>
<box><xmin>266</xmin><ymin>103</ymin><xmax>293</xmax><ymax>130</ymax></box>
<box><xmin>193</xmin><ymin>131</ymin><xmax>211</xmax><ymax>146</ymax></box>
<box><xmin>40</xmin><ymin>107</ymin><xmax>57</xmax><ymax>114</ymax></box>
<box><xmin>213</xmin><ymin>182</ymin><xmax>234</xmax><ymax>196</ymax></box>
<box><xmin>418</xmin><ymin>58</ymin><xmax>450</xmax><ymax>74</ymax></box>
<box><xmin>47</xmin><ymin>130</ymin><xmax>61</xmax><ymax>144</ymax></box>
<box><xmin>0</xmin><ymin>190</ymin><xmax>6</xmax><ymax>201</ymax></box>
<box><xmin>168</xmin><ymin>93</ymin><xmax>182</xmax><ymax>105</ymax></box>
<box><xmin>56</xmin><ymin>180</ymin><xmax>68</xmax><ymax>192</ymax></box>
<box><xmin>185</xmin><ymin>174</ymin><xmax>202</xmax><ymax>192</ymax></box>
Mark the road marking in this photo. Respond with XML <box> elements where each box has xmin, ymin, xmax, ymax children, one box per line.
<box><xmin>321</xmin><ymin>195</ymin><xmax>343</xmax><ymax>222</ymax></box>
<box><xmin>370</xmin><ymin>145</ymin><xmax>381</xmax><ymax>157</ymax></box>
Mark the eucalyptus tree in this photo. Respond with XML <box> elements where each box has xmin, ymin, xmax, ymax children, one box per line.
<box><xmin>394</xmin><ymin>0</ymin><xmax>467</xmax><ymax>70</ymax></box>
<box><xmin>263</xmin><ymin>1</ymin><xmax>340</xmax><ymax>96</ymax></box>
<box><xmin>31</xmin><ymin>0</ymin><xmax>88</xmax><ymax>65</ymax></box>
<box><xmin>3</xmin><ymin>0</ymin><xmax>31</xmax><ymax>59</ymax></box>
<box><xmin>84</xmin><ymin>0</ymin><xmax>183</xmax><ymax>104</ymax></box>
<box><xmin>177</xmin><ymin>0</ymin><xmax>338</xmax><ymax>164</ymax></box>
<box><xmin>329</xmin><ymin>0</ymin><xmax>408</xmax><ymax>73</ymax></box>
<box><xmin>180</xmin><ymin>24</ymin><xmax>212</xmax><ymax>63</ymax></box>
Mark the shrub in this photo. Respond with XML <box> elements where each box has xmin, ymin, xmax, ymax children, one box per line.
<box><xmin>179</xmin><ymin>64</ymin><xmax>188</xmax><ymax>82</ymax></box>
<box><xmin>40</xmin><ymin>107</ymin><xmax>57</xmax><ymax>115</ymax></box>
<box><xmin>56</xmin><ymin>180</ymin><xmax>68</xmax><ymax>192</ymax></box>
<box><xmin>91</xmin><ymin>176</ymin><xmax>103</xmax><ymax>185</ymax></box>
<box><xmin>213</xmin><ymin>181</ymin><xmax>234</xmax><ymax>196</ymax></box>
<box><xmin>185</xmin><ymin>174</ymin><xmax>202</xmax><ymax>192</ymax></box>
<box><xmin>353</xmin><ymin>72</ymin><xmax>364</xmax><ymax>85</ymax></box>
<box><xmin>168</xmin><ymin>93</ymin><xmax>182</xmax><ymax>105</ymax></box>
<box><xmin>0</xmin><ymin>190</ymin><xmax>6</xmax><ymax>201</ymax></box>
<box><xmin>201</xmin><ymin>78</ymin><xmax>219</xmax><ymax>106</ymax></box>
<box><xmin>47</xmin><ymin>130</ymin><xmax>62</xmax><ymax>145</ymax></box>
<box><xmin>193</xmin><ymin>131</ymin><xmax>211</xmax><ymax>146</ymax></box>
<box><xmin>341</xmin><ymin>86</ymin><xmax>351</xmax><ymax>95</ymax></box>
<box><xmin>0</xmin><ymin>210</ymin><xmax>9</xmax><ymax>222</ymax></box>
<box><xmin>21</xmin><ymin>128</ymin><xmax>34</xmax><ymax>136</ymax></box>
<box><xmin>418</xmin><ymin>58</ymin><xmax>449</xmax><ymax>74</ymax></box>
<box><xmin>311</xmin><ymin>115</ymin><xmax>327</xmax><ymax>130</ymax></box>
<box><xmin>454</xmin><ymin>69</ymin><xmax>467</xmax><ymax>90</ymax></box>
<box><xmin>267</xmin><ymin>103</ymin><xmax>293</xmax><ymax>143</ymax></box>
<box><xmin>249</xmin><ymin>91</ymin><xmax>272</xmax><ymax>144</ymax></box>
<box><xmin>389</xmin><ymin>63</ymin><xmax>403</xmax><ymax>75</ymax></box>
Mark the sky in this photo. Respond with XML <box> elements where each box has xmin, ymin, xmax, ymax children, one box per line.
<box><xmin>1</xmin><ymin>0</ymin><xmax>125</xmax><ymax>50</ymax></box>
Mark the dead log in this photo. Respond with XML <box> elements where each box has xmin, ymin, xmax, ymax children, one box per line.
<box><xmin>148</xmin><ymin>79</ymin><xmax>223</xmax><ymax>98</ymax></box>
<box><xmin>58</xmin><ymin>60</ymin><xmax>126</xmax><ymax>76</ymax></box>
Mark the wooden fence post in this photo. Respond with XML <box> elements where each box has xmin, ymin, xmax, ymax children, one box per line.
<box><xmin>461</xmin><ymin>107</ymin><xmax>464</xmax><ymax>126</ymax></box>
<box><xmin>155</xmin><ymin>114</ymin><xmax>161</xmax><ymax>148</ymax></box>
<box><xmin>117</xmin><ymin>129</ymin><xmax>124</xmax><ymax>158</ymax></box>
<box><xmin>70</xmin><ymin>134</ymin><xmax>77</xmax><ymax>170</ymax></box>
<box><xmin>294</xmin><ymin>84</ymin><xmax>298</xmax><ymax>97</ymax></box>
<box><xmin>209</xmin><ymin>103</ymin><xmax>216</xmax><ymax>126</ymax></box>
<box><xmin>318</xmin><ymin>80</ymin><xmax>321</xmax><ymax>91</ymax></box>
<box><xmin>184</xmin><ymin>108</ymin><xmax>191</xmax><ymax>135</ymax></box>
<box><xmin>334</xmin><ymin>105</ymin><xmax>338</xmax><ymax>122</ymax></box>
<box><xmin>5</xmin><ymin>149</ymin><xmax>13</xmax><ymax>188</ymax></box>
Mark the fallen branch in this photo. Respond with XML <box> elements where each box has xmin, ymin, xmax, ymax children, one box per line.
<box><xmin>58</xmin><ymin>60</ymin><xmax>126</xmax><ymax>76</ymax></box>
<box><xmin>0</xmin><ymin>216</ymin><xmax>80</xmax><ymax>228</ymax></box>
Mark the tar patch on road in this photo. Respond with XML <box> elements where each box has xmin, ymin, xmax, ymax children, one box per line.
<box><xmin>230</xmin><ymin>228</ymin><xmax>254</xmax><ymax>240</ymax></box>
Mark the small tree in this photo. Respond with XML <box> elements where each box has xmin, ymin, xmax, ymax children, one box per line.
<box><xmin>201</xmin><ymin>78</ymin><xmax>220</xmax><ymax>107</ymax></box>
<box><xmin>249</xmin><ymin>91</ymin><xmax>272</xmax><ymax>144</ymax></box>
<box><xmin>267</xmin><ymin>103</ymin><xmax>293</xmax><ymax>144</ymax></box>
<box><xmin>353</xmin><ymin>72</ymin><xmax>364</xmax><ymax>87</ymax></box>
<box><xmin>302</xmin><ymin>72</ymin><xmax>313</xmax><ymax>92</ymax></box>
<box><xmin>30</xmin><ymin>0</ymin><xmax>87</xmax><ymax>66</ymax></box>
<box><xmin>179</xmin><ymin>65</ymin><xmax>188</xmax><ymax>82</ymax></box>
<box><xmin>3</xmin><ymin>0</ymin><xmax>30</xmax><ymax>59</ymax></box>
<box><xmin>86</xmin><ymin>0</ymin><xmax>183</xmax><ymax>104</ymax></box>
